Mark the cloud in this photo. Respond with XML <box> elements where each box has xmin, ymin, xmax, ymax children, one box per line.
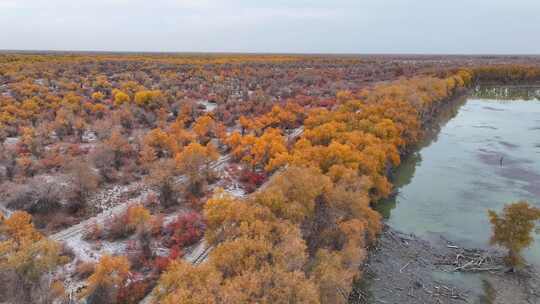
<box><xmin>1</xmin><ymin>0</ymin><xmax>539</xmax><ymax>54</ymax></box>
<box><xmin>0</xmin><ymin>0</ymin><xmax>18</xmax><ymax>8</ymax></box>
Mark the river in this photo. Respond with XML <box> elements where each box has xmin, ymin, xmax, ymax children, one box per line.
<box><xmin>376</xmin><ymin>85</ymin><xmax>540</xmax><ymax>302</ymax></box>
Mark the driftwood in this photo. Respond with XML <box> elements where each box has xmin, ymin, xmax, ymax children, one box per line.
<box><xmin>428</xmin><ymin>283</ymin><xmax>468</xmax><ymax>302</ymax></box>
<box><xmin>437</xmin><ymin>247</ymin><xmax>505</xmax><ymax>273</ymax></box>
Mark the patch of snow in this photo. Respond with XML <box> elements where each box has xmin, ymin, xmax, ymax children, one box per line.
<box><xmin>51</xmin><ymin>187</ymin><xmax>152</xmax><ymax>244</ymax></box>
<box><xmin>198</xmin><ymin>100</ymin><xmax>218</xmax><ymax>112</ymax></box>
<box><xmin>184</xmin><ymin>240</ymin><xmax>212</xmax><ymax>265</ymax></box>
<box><xmin>224</xmin><ymin>182</ymin><xmax>246</xmax><ymax>198</ymax></box>
<box><xmin>82</xmin><ymin>130</ymin><xmax>97</xmax><ymax>143</ymax></box>
<box><xmin>88</xmin><ymin>183</ymin><xmax>149</xmax><ymax>212</ymax></box>
<box><xmin>4</xmin><ymin>137</ymin><xmax>19</xmax><ymax>146</ymax></box>
<box><xmin>0</xmin><ymin>204</ymin><xmax>12</xmax><ymax>217</ymax></box>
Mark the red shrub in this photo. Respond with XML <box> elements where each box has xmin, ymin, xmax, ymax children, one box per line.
<box><xmin>240</xmin><ymin>169</ymin><xmax>266</xmax><ymax>186</ymax></box>
<box><xmin>163</xmin><ymin>212</ymin><xmax>205</xmax><ymax>249</ymax></box>
<box><xmin>169</xmin><ymin>246</ymin><xmax>183</xmax><ymax>260</ymax></box>
<box><xmin>153</xmin><ymin>256</ymin><xmax>172</xmax><ymax>273</ymax></box>
<box><xmin>152</xmin><ymin>245</ymin><xmax>183</xmax><ymax>274</ymax></box>
<box><xmin>318</xmin><ymin>98</ymin><xmax>337</xmax><ymax>108</ymax></box>
<box><xmin>15</xmin><ymin>143</ymin><xmax>30</xmax><ymax>155</ymax></box>
<box><xmin>117</xmin><ymin>279</ymin><xmax>151</xmax><ymax>304</ymax></box>
<box><xmin>39</xmin><ymin>151</ymin><xmax>65</xmax><ymax>171</ymax></box>
<box><xmin>67</xmin><ymin>144</ymin><xmax>85</xmax><ymax>156</ymax></box>
<box><xmin>150</xmin><ymin>214</ymin><xmax>164</xmax><ymax>236</ymax></box>
<box><xmin>240</xmin><ymin>169</ymin><xmax>266</xmax><ymax>193</ymax></box>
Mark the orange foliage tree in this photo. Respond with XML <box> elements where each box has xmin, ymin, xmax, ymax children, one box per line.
<box><xmin>175</xmin><ymin>142</ymin><xmax>219</xmax><ymax>196</ymax></box>
<box><xmin>488</xmin><ymin>201</ymin><xmax>540</xmax><ymax>268</ymax></box>
<box><xmin>82</xmin><ymin>255</ymin><xmax>131</xmax><ymax>303</ymax></box>
<box><xmin>227</xmin><ymin>128</ymin><xmax>288</xmax><ymax>171</ymax></box>
<box><xmin>0</xmin><ymin>212</ymin><xmax>69</xmax><ymax>303</ymax></box>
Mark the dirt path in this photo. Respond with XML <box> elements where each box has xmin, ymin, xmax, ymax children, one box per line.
<box><xmin>0</xmin><ymin>128</ymin><xmax>305</xmax><ymax>303</ymax></box>
<box><xmin>0</xmin><ymin>204</ymin><xmax>11</xmax><ymax>217</ymax></box>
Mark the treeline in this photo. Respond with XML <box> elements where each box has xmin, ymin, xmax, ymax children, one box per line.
<box><xmin>152</xmin><ymin>70</ymin><xmax>473</xmax><ymax>303</ymax></box>
<box><xmin>0</xmin><ymin>53</ymin><xmax>360</xmax><ymax>68</ymax></box>
<box><xmin>473</xmin><ymin>65</ymin><xmax>540</xmax><ymax>84</ymax></box>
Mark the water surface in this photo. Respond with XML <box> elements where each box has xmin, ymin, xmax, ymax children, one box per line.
<box><xmin>379</xmin><ymin>85</ymin><xmax>540</xmax><ymax>265</ymax></box>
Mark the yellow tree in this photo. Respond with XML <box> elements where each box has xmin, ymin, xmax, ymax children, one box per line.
<box><xmin>155</xmin><ymin>188</ymin><xmax>316</xmax><ymax>303</ymax></box>
<box><xmin>113</xmin><ymin>90</ymin><xmax>130</xmax><ymax>106</ymax></box>
<box><xmin>229</xmin><ymin>128</ymin><xmax>288</xmax><ymax>171</ymax></box>
<box><xmin>138</xmin><ymin>144</ymin><xmax>157</xmax><ymax>172</ymax></box>
<box><xmin>144</xmin><ymin>128</ymin><xmax>175</xmax><ymax>157</ymax></box>
<box><xmin>252</xmin><ymin>166</ymin><xmax>331</xmax><ymax>224</ymax></box>
<box><xmin>220</xmin><ymin>267</ymin><xmax>320</xmax><ymax>304</ymax></box>
<box><xmin>82</xmin><ymin>255</ymin><xmax>131</xmax><ymax>303</ymax></box>
<box><xmin>310</xmin><ymin>249</ymin><xmax>355</xmax><ymax>304</ymax></box>
<box><xmin>91</xmin><ymin>92</ymin><xmax>105</xmax><ymax>101</ymax></box>
<box><xmin>146</xmin><ymin>158</ymin><xmax>180</xmax><ymax>208</ymax></box>
<box><xmin>152</xmin><ymin>260</ymin><xmax>223</xmax><ymax>304</ymax></box>
<box><xmin>134</xmin><ymin>90</ymin><xmax>163</xmax><ymax>108</ymax></box>
<box><xmin>193</xmin><ymin>114</ymin><xmax>225</xmax><ymax>144</ymax></box>
<box><xmin>167</xmin><ymin>119</ymin><xmax>196</xmax><ymax>151</ymax></box>
<box><xmin>238</xmin><ymin>115</ymin><xmax>251</xmax><ymax>135</ymax></box>
<box><xmin>175</xmin><ymin>142</ymin><xmax>219</xmax><ymax>195</ymax></box>
<box><xmin>0</xmin><ymin>212</ymin><xmax>69</xmax><ymax>303</ymax></box>
<box><xmin>105</xmin><ymin>129</ymin><xmax>131</xmax><ymax>168</ymax></box>
<box><xmin>488</xmin><ymin>201</ymin><xmax>540</xmax><ymax>268</ymax></box>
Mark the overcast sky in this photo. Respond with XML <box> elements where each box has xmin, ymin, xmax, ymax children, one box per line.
<box><xmin>1</xmin><ymin>0</ymin><xmax>539</xmax><ymax>54</ymax></box>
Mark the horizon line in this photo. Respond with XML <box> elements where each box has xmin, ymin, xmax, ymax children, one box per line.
<box><xmin>1</xmin><ymin>49</ymin><xmax>540</xmax><ymax>57</ymax></box>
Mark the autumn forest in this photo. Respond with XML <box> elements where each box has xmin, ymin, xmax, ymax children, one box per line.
<box><xmin>1</xmin><ymin>53</ymin><xmax>540</xmax><ymax>304</ymax></box>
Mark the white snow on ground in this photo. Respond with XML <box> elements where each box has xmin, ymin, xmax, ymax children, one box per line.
<box><xmin>219</xmin><ymin>163</ymin><xmax>247</xmax><ymax>198</ymax></box>
<box><xmin>224</xmin><ymin>184</ymin><xmax>246</xmax><ymax>198</ymax></box>
<box><xmin>51</xmin><ymin>188</ymin><xmax>153</xmax><ymax>244</ymax></box>
<box><xmin>3</xmin><ymin>137</ymin><xmax>19</xmax><ymax>146</ymax></box>
<box><xmin>0</xmin><ymin>203</ymin><xmax>11</xmax><ymax>217</ymax></box>
<box><xmin>288</xmin><ymin>126</ymin><xmax>304</xmax><ymax>139</ymax></box>
<box><xmin>82</xmin><ymin>130</ymin><xmax>97</xmax><ymax>143</ymax></box>
<box><xmin>198</xmin><ymin>100</ymin><xmax>218</xmax><ymax>112</ymax></box>
<box><xmin>89</xmin><ymin>183</ymin><xmax>147</xmax><ymax>212</ymax></box>
<box><xmin>51</xmin><ymin>189</ymin><xmax>155</xmax><ymax>300</ymax></box>
<box><xmin>48</xmin><ymin>127</ymin><xmax>305</xmax><ymax>303</ymax></box>
<box><xmin>184</xmin><ymin>241</ymin><xmax>212</xmax><ymax>265</ymax></box>
<box><xmin>49</xmin><ymin>153</ymin><xmax>232</xmax><ymax>300</ymax></box>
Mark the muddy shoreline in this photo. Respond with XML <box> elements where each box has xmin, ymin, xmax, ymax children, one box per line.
<box><xmin>351</xmin><ymin>225</ymin><xmax>540</xmax><ymax>304</ymax></box>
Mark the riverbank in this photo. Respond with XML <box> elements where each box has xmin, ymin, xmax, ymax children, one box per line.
<box><xmin>352</xmin><ymin>225</ymin><xmax>540</xmax><ymax>304</ymax></box>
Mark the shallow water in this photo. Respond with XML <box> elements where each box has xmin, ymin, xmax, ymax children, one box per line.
<box><xmin>380</xmin><ymin>86</ymin><xmax>540</xmax><ymax>261</ymax></box>
<box><xmin>377</xmin><ymin>86</ymin><xmax>540</xmax><ymax>301</ymax></box>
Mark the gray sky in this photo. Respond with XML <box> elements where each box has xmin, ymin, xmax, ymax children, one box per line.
<box><xmin>1</xmin><ymin>0</ymin><xmax>539</xmax><ymax>54</ymax></box>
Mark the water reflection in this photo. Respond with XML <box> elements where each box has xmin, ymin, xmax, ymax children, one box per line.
<box><xmin>473</xmin><ymin>85</ymin><xmax>540</xmax><ymax>101</ymax></box>
<box><xmin>477</xmin><ymin>279</ymin><xmax>496</xmax><ymax>304</ymax></box>
<box><xmin>377</xmin><ymin>94</ymin><xmax>467</xmax><ymax>218</ymax></box>
<box><xmin>379</xmin><ymin>86</ymin><xmax>540</xmax><ymax>255</ymax></box>
<box><xmin>377</xmin><ymin>85</ymin><xmax>540</xmax><ymax>300</ymax></box>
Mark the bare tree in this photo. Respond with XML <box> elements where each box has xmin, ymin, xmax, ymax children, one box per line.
<box><xmin>146</xmin><ymin>158</ymin><xmax>179</xmax><ymax>208</ymax></box>
<box><xmin>64</xmin><ymin>158</ymin><xmax>100</xmax><ymax>213</ymax></box>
